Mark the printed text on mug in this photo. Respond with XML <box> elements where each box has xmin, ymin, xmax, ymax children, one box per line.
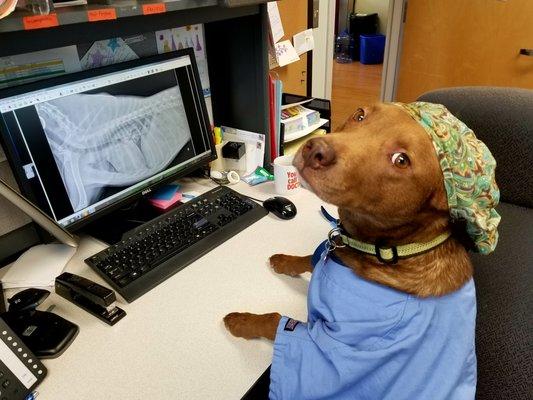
<box><xmin>286</xmin><ymin>171</ymin><xmax>300</xmax><ymax>190</ymax></box>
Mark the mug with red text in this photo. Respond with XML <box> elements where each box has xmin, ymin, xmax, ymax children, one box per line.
<box><xmin>274</xmin><ymin>154</ymin><xmax>301</xmax><ymax>195</ymax></box>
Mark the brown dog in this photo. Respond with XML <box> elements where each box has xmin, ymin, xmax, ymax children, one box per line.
<box><xmin>224</xmin><ymin>103</ymin><xmax>472</xmax><ymax>340</ymax></box>
<box><xmin>223</xmin><ymin>102</ymin><xmax>496</xmax><ymax>399</ymax></box>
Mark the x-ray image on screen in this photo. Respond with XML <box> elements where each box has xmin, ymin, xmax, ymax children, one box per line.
<box><xmin>35</xmin><ymin>86</ymin><xmax>192</xmax><ymax>212</ymax></box>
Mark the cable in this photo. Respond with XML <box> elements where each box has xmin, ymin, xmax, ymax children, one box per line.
<box><xmin>205</xmin><ymin>173</ymin><xmax>265</xmax><ymax>204</ymax></box>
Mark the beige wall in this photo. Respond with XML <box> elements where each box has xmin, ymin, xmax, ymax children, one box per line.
<box><xmin>355</xmin><ymin>0</ymin><xmax>389</xmax><ymax>34</ymax></box>
<box><xmin>338</xmin><ymin>0</ymin><xmax>390</xmax><ymax>34</ymax></box>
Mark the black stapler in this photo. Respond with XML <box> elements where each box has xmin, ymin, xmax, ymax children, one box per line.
<box><xmin>55</xmin><ymin>273</ymin><xmax>126</xmax><ymax>326</ymax></box>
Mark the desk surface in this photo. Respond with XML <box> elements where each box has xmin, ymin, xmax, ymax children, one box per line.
<box><xmin>4</xmin><ymin>179</ymin><xmax>333</xmax><ymax>400</ymax></box>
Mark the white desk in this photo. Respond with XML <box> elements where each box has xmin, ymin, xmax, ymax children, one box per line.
<box><xmin>5</xmin><ymin>179</ymin><xmax>332</xmax><ymax>400</ymax></box>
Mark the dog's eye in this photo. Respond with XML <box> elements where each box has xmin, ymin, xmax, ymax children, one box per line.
<box><xmin>391</xmin><ymin>152</ymin><xmax>410</xmax><ymax>168</ymax></box>
<box><xmin>353</xmin><ymin>108</ymin><xmax>365</xmax><ymax>122</ymax></box>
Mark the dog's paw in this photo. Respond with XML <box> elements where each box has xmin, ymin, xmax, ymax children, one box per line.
<box><xmin>269</xmin><ymin>254</ymin><xmax>308</xmax><ymax>276</ymax></box>
<box><xmin>224</xmin><ymin>312</ymin><xmax>259</xmax><ymax>339</ymax></box>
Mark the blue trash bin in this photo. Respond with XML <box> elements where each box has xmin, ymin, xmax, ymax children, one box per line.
<box><xmin>360</xmin><ymin>34</ymin><xmax>386</xmax><ymax>64</ymax></box>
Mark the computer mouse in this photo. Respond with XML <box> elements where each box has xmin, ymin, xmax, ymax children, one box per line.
<box><xmin>263</xmin><ymin>197</ymin><xmax>297</xmax><ymax>220</ymax></box>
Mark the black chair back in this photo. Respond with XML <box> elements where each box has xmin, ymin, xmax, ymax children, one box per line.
<box><xmin>418</xmin><ymin>87</ymin><xmax>533</xmax><ymax>400</ymax></box>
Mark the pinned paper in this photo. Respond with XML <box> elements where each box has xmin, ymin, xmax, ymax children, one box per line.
<box><xmin>268</xmin><ymin>41</ymin><xmax>279</xmax><ymax>69</ymax></box>
<box><xmin>274</xmin><ymin>40</ymin><xmax>300</xmax><ymax>67</ymax></box>
<box><xmin>80</xmin><ymin>38</ymin><xmax>138</xmax><ymax>70</ymax></box>
<box><xmin>267</xmin><ymin>2</ymin><xmax>284</xmax><ymax>44</ymax></box>
<box><xmin>221</xmin><ymin>126</ymin><xmax>265</xmax><ymax>174</ymax></box>
<box><xmin>0</xmin><ymin>46</ymin><xmax>81</xmax><ymax>89</ymax></box>
<box><xmin>156</xmin><ymin>24</ymin><xmax>211</xmax><ymax>99</ymax></box>
<box><xmin>293</xmin><ymin>29</ymin><xmax>315</xmax><ymax>55</ymax></box>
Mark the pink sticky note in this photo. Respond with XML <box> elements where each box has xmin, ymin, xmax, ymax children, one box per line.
<box><xmin>149</xmin><ymin>191</ymin><xmax>183</xmax><ymax>210</ymax></box>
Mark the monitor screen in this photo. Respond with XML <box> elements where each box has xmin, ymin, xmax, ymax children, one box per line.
<box><xmin>0</xmin><ymin>50</ymin><xmax>214</xmax><ymax>230</ymax></box>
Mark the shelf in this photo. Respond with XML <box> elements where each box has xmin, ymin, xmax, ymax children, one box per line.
<box><xmin>0</xmin><ymin>0</ymin><xmax>217</xmax><ymax>33</ymax></box>
<box><xmin>284</xmin><ymin>118</ymin><xmax>329</xmax><ymax>143</ymax></box>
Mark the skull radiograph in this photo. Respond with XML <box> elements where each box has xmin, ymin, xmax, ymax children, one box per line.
<box><xmin>35</xmin><ymin>86</ymin><xmax>192</xmax><ymax>212</ymax></box>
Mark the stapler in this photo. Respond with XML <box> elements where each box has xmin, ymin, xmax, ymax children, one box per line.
<box><xmin>55</xmin><ymin>272</ymin><xmax>126</xmax><ymax>326</ymax></box>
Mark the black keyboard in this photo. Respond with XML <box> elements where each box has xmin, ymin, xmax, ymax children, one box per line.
<box><xmin>85</xmin><ymin>186</ymin><xmax>268</xmax><ymax>302</ymax></box>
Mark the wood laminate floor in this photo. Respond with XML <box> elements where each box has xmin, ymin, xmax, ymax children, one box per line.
<box><xmin>331</xmin><ymin>61</ymin><xmax>383</xmax><ymax>130</ymax></box>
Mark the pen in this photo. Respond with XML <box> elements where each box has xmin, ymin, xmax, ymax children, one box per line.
<box><xmin>25</xmin><ymin>391</ymin><xmax>39</xmax><ymax>400</ymax></box>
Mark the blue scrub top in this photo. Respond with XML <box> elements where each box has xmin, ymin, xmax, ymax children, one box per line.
<box><xmin>269</xmin><ymin>241</ymin><xmax>477</xmax><ymax>400</ymax></box>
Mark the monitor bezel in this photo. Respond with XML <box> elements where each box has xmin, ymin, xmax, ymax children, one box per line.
<box><xmin>0</xmin><ymin>48</ymin><xmax>216</xmax><ymax>232</ymax></box>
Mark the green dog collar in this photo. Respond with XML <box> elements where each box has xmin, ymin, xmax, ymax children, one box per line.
<box><xmin>339</xmin><ymin>231</ymin><xmax>452</xmax><ymax>264</ymax></box>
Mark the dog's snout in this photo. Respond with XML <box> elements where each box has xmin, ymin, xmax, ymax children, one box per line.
<box><xmin>302</xmin><ymin>138</ymin><xmax>336</xmax><ymax>169</ymax></box>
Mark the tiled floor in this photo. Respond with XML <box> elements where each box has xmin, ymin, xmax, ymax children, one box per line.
<box><xmin>330</xmin><ymin>61</ymin><xmax>383</xmax><ymax>130</ymax></box>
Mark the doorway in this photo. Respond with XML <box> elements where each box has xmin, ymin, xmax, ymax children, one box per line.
<box><xmin>331</xmin><ymin>0</ymin><xmax>389</xmax><ymax>128</ymax></box>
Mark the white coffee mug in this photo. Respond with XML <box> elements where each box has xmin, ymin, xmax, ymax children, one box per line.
<box><xmin>274</xmin><ymin>154</ymin><xmax>301</xmax><ymax>195</ymax></box>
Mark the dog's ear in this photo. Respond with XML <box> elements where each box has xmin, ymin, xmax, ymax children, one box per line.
<box><xmin>428</xmin><ymin>184</ymin><xmax>449</xmax><ymax>213</ymax></box>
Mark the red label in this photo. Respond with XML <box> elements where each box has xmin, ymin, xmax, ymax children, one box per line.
<box><xmin>142</xmin><ymin>3</ymin><xmax>166</xmax><ymax>14</ymax></box>
<box><xmin>87</xmin><ymin>8</ymin><xmax>117</xmax><ymax>22</ymax></box>
<box><xmin>23</xmin><ymin>14</ymin><xmax>59</xmax><ymax>30</ymax></box>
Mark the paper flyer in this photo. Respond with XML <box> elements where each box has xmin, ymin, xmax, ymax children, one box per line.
<box><xmin>221</xmin><ymin>126</ymin><xmax>265</xmax><ymax>174</ymax></box>
<box><xmin>80</xmin><ymin>38</ymin><xmax>139</xmax><ymax>70</ymax></box>
<box><xmin>155</xmin><ymin>24</ymin><xmax>210</xmax><ymax>96</ymax></box>
<box><xmin>267</xmin><ymin>2</ymin><xmax>284</xmax><ymax>44</ymax></box>
<box><xmin>0</xmin><ymin>45</ymin><xmax>81</xmax><ymax>89</ymax></box>
<box><xmin>156</xmin><ymin>24</ymin><xmax>213</xmax><ymax>124</ymax></box>
<box><xmin>274</xmin><ymin>40</ymin><xmax>300</xmax><ymax>67</ymax></box>
<box><xmin>156</xmin><ymin>24</ymin><xmax>205</xmax><ymax>62</ymax></box>
<box><xmin>293</xmin><ymin>29</ymin><xmax>315</xmax><ymax>55</ymax></box>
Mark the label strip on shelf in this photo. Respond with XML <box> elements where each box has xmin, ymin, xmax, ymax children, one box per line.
<box><xmin>22</xmin><ymin>14</ymin><xmax>59</xmax><ymax>30</ymax></box>
<box><xmin>87</xmin><ymin>8</ymin><xmax>117</xmax><ymax>22</ymax></box>
<box><xmin>142</xmin><ymin>3</ymin><xmax>166</xmax><ymax>15</ymax></box>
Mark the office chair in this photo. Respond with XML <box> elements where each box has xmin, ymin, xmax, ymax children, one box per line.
<box><xmin>418</xmin><ymin>87</ymin><xmax>533</xmax><ymax>400</ymax></box>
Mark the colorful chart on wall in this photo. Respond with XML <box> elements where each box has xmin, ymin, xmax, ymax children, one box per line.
<box><xmin>155</xmin><ymin>25</ymin><xmax>205</xmax><ymax>61</ymax></box>
<box><xmin>155</xmin><ymin>24</ymin><xmax>210</xmax><ymax>97</ymax></box>
<box><xmin>0</xmin><ymin>46</ymin><xmax>81</xmax><ymax>89</ymax></box>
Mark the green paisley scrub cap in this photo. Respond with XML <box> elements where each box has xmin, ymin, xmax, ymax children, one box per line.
<box><xmin>395</xmin><ymin>101</ymin><xmax>500</xmax><ymax>254</ymax></box>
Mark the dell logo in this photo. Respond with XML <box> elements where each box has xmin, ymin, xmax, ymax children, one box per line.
<box><xmin>142</xmin><ymin>188</ymin><xmax>152</xmax><ymax>195</ymax></box>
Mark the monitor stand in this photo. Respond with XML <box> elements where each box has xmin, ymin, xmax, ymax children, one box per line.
<box><xmin>81</xmin><ymin>198</ymin><xmax>182</xmax><ymax>245</ymax></box>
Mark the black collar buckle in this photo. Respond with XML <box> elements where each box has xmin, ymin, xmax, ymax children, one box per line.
<box><xmin>375</xmin><ymin>240</ymin><xmax>399</xmax><ymax>264</ymax></box>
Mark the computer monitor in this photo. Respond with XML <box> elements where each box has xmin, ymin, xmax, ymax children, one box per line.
<box><xmin>0</xmin><ymin>49</ymin><xmax>215</xmax><ymax>231</ymax></box>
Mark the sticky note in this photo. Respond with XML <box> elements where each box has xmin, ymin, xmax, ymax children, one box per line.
<box><xmin>293</xmin><ymin>29</ymin><xmax>315</xmax><ymax>55</ymax></box>
<box><xmin>149</xmin><ymin>191</ymin><xmax>182</xmax><ymax>210</ymax></box>
<box><xmin>151</xmin><ymin>184</ymin><xmax>180</xmax><ymax>201</ymax></box>
<box><xmin>274</xmin><ymin>40</ymin><xmax>300</xmax><ymax>67</ymax></box>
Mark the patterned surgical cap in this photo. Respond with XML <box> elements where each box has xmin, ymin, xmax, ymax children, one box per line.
<box><xmin>395</xmin><ymin>101</ymin><xmax>501</xmax><ymax>254</ymax></box>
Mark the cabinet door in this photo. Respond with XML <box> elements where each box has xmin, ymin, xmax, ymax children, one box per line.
<box><xmin>274</xmin><ymin>0</ymin><xmax>309</xmax><ymax>96</ymax></box>
<box><xmin>396</xmin><ymin>0</ymin><xmax>533</xmax><ymax>102</ymax></box>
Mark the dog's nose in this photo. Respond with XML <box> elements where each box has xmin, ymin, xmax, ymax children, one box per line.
<box><xmin>302</xmin><ymin>138</ymin><xmax>336</xmax><ymax>169</ymax></box>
